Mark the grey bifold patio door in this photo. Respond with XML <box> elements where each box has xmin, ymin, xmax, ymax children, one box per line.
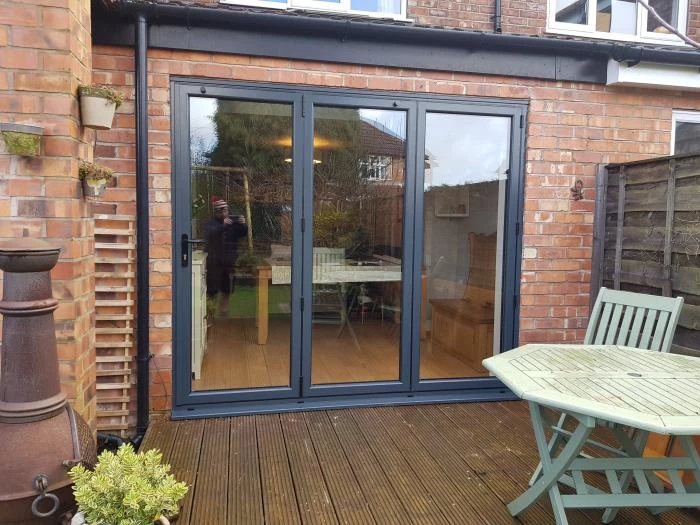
<box><xmin>172</xmin><ymin>80</ymin><xmax>525</xmax><ymax>414</ymax></box>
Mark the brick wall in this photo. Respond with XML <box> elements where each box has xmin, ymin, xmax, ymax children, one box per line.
<box><xmin>92</xmin><ymin>44</ymin><xmax>700</xmax><ymax>413</ymax></box>
<box><xmin>180</xmin><ymin>0</ymin><xmax>700</xmax><ymax>38</ymax></box>
<box><xmin>0</xmin><ymin>0</ymin><xmax>96</xmax><ymax>429</ymax></box>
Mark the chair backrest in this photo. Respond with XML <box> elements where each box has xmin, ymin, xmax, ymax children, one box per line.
<box><xmin>585</xmin><ymin>287</ymin><xmax>684</xmax><ymax>352</ymax></box>
<box><xmin>313</xmin><ymin>247</ymin><xmax>345</xmax><ymax>280</ymax></box>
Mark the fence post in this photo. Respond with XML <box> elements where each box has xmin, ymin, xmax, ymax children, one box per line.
<box><xmin>662</xmin><ymin>158</ymin><xmax>677</xmax><ymax>297</ymax></box>
<box><xmin>590</xmin><ymin>164</ymin><xmax>608</xmax><ymax>309</ymax></box>
<box><xmin>613</xmin><ymin>166</ymin><xmax>625</xmax><ymax>291</ymax></box>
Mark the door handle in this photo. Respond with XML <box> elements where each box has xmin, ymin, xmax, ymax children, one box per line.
<box><xmin>181</xmin><ymin>233</ymin><xmax>205</xmax><ymax>267</ymax></box>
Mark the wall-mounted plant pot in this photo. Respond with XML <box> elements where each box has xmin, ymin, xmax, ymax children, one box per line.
<box><xmin>81</xmin><ymin>178</ymin><xmax>108</xmax><ymax>198</ymax></box>
<box><xmin>0</xmin><ymin>123</ymin><xmax>43</xmax><ymax>156</ymax></box>
<box><xmin>80</xmin><ymin>95</ymin><xmax>117</xmax><ymax>130</ymax></box>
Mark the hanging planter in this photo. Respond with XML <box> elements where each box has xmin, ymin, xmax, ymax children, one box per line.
<box><xmin>79</xmin><ymin>160</ymin><xmax>113</xmax><ymax>198</ymax></box>
<box><xmin>78</xmin><ymin>85</ymin><xmax>125</xmax><ymax>130</ymax></box>
<box><xmin>0</xmin><ymin>123</ymin><xmax>43</xmax><ymax>156</ymax></box>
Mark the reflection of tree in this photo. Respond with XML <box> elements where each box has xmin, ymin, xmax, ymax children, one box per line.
<box><xmin>192</xmin><ymin>101</ymin><xmax>404</xmax><ymax>261</ymax></box>
<box><xmin>313</xmin><ymin>110</ymin><xmax>371</xmax><ymax>258</ymax></box>
<box><xmin>195</xmin><ymin>100</ymin><xmax>293</xmax><ymax>255</ymax></box>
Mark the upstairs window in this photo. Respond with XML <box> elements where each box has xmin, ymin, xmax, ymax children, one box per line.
<box><xmin>548</xmin><ymin>0</ymin><xmax>688</xmax><ymax>44</ymax></box>
<box><xmin>221</xmin><ymin>0</ymin><xmax>405</xmax><ymax>19</ymax></box>
<box><xmin>672</xmin><ymin>110</ymin><xmax>700</xmax><ymax>155</ymax></box>
<box><xmin>361</xmin><ymin>155</ymin><xmax>392</xmax><ymax>181</ymax></box>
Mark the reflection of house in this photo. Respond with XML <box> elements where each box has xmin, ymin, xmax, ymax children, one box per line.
<box><xmin>359</xmin><ymin>119</ymin><xmax>405</xmax><ymax>185</ymax></box>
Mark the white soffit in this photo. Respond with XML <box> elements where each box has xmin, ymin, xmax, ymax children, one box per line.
<box><xmin>607</xmin><ymin>59</ymin><xmax>700</xmax><ymax>91</ymax></box>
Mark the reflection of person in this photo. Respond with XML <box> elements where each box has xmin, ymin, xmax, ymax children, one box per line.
<box><xmin>204</xmin><ymin>196</ymin><xmax>247</xmax><ymax>315</ymax></box>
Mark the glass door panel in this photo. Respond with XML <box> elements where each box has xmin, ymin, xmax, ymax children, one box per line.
<box><xmin>310</xmin><ymin>106</ymin><xmax>407</xmax><ymax>385</ymax></box>
<box><xmin>419</xmin><ymin>112</ymin><xmax>511</xmax><ymax>380</ymax></box>
<box><xmin>189</xmin><ymin>97</ymin><xmax>294</xmax><ymax>391</ymax></box>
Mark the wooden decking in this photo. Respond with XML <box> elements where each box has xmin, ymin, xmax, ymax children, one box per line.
<box><xmin>142</xmin><ymin>402</ymin><xmax>700</xmax><ymax>525</ymax></box>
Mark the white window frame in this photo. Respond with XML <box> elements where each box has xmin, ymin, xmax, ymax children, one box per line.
<box><xmin>361</xmin><ymin>155</ymin><xmax>392</xmax><ymax>181</ymax></box>
<box><xmin>671</xmin><ymin>110</ymin><xmax>700</xmax><ymax>155</ymax></box>
<box><xmin>546</xmin><ymin>0</ymin><xmax>688</xmax><ymax>45</ymax></box>
<box><xmin>220</xmin><ymin>0</ymin><xmax>409</xmax><ymax>21</ymax></box>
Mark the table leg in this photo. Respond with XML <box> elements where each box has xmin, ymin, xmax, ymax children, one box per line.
<box><xmin>530</xmin><ymin>412</ymin><xmax>570</xmax><ymax>486</ymax></box>
<box><xmin>508</xmin><ymin>402</ymin><xmax>594</xmax><ymax>525</ymax></box>
<box><xmin>257</xmin><ymin>268</ymin><xmax>270</xmax><ymax>345</ymax></box>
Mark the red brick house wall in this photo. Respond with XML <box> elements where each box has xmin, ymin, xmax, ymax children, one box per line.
<box><xmin>0</xmin><ymin>0</ymin><xmax>96</xmax><ymax>429</ymax></box>
<box><xmin>92</xmin><ymin>44</ymin><xmax>700</xmax><ymax>413</ymax></box>
<box><xmin>180</xmin><ymin>0</ymin><xmax>700</xmax><ymax>37</ymax></box>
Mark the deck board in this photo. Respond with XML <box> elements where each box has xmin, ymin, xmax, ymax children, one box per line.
<box><xmin>140</xmin><ymin>402</ymin><xmax>700</xmax><ymax>525</ymax></box>
<box><xmin>303</xmin><ymin>411</ymin><xmax>376</xmax><ymax>525</ymax></box>
<box><xmin>326</xmin><ymin>409</ymin><xmax>410</xmax><ymax>525</ymax></box>
<box><xmin>229</xmin><ymin>415</ymin><xmax>264</xmax><ymax>525</ymax></box>
<box><xmin>255</xmin><ymin>414</ymin><xmax>303</xmax><ymax>525</ymax></box>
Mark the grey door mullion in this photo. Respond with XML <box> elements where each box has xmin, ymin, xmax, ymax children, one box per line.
<box><xmin>300</xmin><ymin>95</ymin><xmax>314</xmax><ymax>396</ymax></box>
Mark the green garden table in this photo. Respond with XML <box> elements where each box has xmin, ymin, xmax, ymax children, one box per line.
<box><xmin>483</xmin><ymin>344</ymin><xmax>700</xmax><ymax>524</ymax></box>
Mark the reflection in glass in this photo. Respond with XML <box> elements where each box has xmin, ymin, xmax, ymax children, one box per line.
<box><xmin>646</xmin><ymin>0</ymin><xmax>679</xmax><ymax>32</ymax></box>
<box><xmin>351</xmin><ymin>0</ymin><xmax>401</xmax><ymax>14</ymax></box>
<box><xmin>310</xmin><ymin>107</ymin><xmax>406</xmax><ymax>384</ymax></box>
<box><xmin>190</xmin><ymin>98</ymin><xmax>293</xmax><ymax>391</ymax></box>
<box><xmin>675</xmin><ymin>121</ymin><xmax>700</xmax><ymax>155</ymax></box>
<box><xmin>555</xmin><ymin>0</ymin><xmax>588</xmax><ymax>24</ymax></box>
<box><xmin>419</xmin><ymin>113</ymin><xmax>510</xmax><ymax>380</ymax></box>
<box><xmin>596</xmin><ymin>0</ymin><xmax>636</xmax><ymax>34</ymax></box>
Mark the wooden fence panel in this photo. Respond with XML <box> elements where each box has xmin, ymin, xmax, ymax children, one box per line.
<box><xmin>594</xmin><ymin>155</ymin><xmax>700</xmax><ymax>358</ymax></box>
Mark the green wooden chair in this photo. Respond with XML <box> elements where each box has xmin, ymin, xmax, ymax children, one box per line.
<box><xmin>529</xmin><ymin>287</ymin><xmax>684</xmax><ymax>521</ymax></box>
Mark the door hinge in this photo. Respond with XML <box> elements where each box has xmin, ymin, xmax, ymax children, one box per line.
<box><xmin>299</xmin><ymin>376</ymin><xmax>304</xmax><ymax>391</ymax></box>
<box><xmin>300</xmin><ymin>297</ymin><xmax>305</xmax><ymax>311</ymax></box>
<box><xmin>515</xmin><ymin>221</ymin><xmax>521</xmax><ymax>236</ymax></box>
<box><xmin>301</xmin><ymin>95</ymin><xmax>306</xmax><ymax>117</ymax></box>
<box><xmin>519</xmin><ymin>114</ymin><xmax>524</xmax><ymax>128</ymax></box>
<box><xmin>301</xmin><ymin>217</ymin><xmax>305</xmax><ymax>232</ymax></box>
<box><xmin>514</xmin><ymin>294</ymin><xmax>520</xmax><ymax>308</ymax></box>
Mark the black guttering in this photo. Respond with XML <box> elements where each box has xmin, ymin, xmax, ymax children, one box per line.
<box><xmin>103</xmin><ymin>1</ymin><xmax>700</xmax><ymax>69</ymax></box>
<box><xmin>135</xmin><ymin>13</ymin><xmax>150</xmax><ymax>437</ymax></box>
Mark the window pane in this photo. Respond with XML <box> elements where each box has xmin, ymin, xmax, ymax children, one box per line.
<box><xmin>419</xmin><ymin>113</ymin><xmax>510</xmax><ymax>380</ymax></box>
<box><xmin>596</xmin><ymin>0</ymin><xmax>637</xmax><ymax>34</ymax></box>
<box><xmin>190</xmin><ymin>98</ymin><xmax>294</xmax><ymax>392</ymax></box>
<box><xmin>555</xmin><ymin>0</ymin><xmax>588</xmax><ymax>24</ymax></box>
<box><xmin>311</xmin><ymin>107</ymin><xmax>406</xmax><ymax>385</ymax></box>
<box><xmin>351</xmin><ymin>0</ymin><xmax>401</xmax><ymax>14</ymax></box>
<box><xmin>674</xmin><ymin>121</ymin><xmax>700</xmax><ymax>155</ymax></box>
<box><xmin>646</xmin><ymin>0</ymin><xmax>680</xmax><ymax>32</ymax></box>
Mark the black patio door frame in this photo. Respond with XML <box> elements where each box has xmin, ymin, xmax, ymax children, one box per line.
<box><xmin>172</xmin><ymin>78</ymin><xmax>526</xmax><ymax>414</ymax></box>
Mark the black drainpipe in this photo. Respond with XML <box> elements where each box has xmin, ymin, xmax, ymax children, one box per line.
<box><xmin>494</xmin><ymin>0</ymin><xmax>502</xmax><ymax>33</ymax></box>
<box><xmin>134</xmin><ymin>12</ymin><xmax>150</xmax><ymax>442</ymax></box>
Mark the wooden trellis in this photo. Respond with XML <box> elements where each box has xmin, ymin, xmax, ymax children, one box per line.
<box><xmin>94</xmin><ymin>214</ymin><xmax>136</xmax><ymax>438</ymax></box>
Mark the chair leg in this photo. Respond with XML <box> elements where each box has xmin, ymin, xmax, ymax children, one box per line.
<box><xmin>601</xmin><ymin>427</ymin><xmax>651</xmax><ymax>523</ymax></box>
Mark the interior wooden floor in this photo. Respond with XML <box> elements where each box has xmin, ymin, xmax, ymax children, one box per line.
<box><xmin>192</xmin><ymin>317</ymin><xmax>488</xmax><ymax>391</ymax></box>
<box><xmin>143</xmin><ymin>401</ymin><xmax>700</xmax><ymax>525</ymax></box>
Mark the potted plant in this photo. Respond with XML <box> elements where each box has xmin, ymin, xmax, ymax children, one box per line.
<box><xmin>79</xmin><ymin>161</ymin><xmax>113</xmax><ymax>197</ymax></box>
<box><xmin>79</xmin><ymin>85</ymin><xmax>125</xmax><ymax>130</ymax></box>
<box><xmin>68</xmin><ymin>444</ymin><xmax>188</xmax><ymax>525</ymax></box>
<box><xmin>0</xmin><ymin>123</ymin><xmax>43</xmax><ymax>156</ymax></box>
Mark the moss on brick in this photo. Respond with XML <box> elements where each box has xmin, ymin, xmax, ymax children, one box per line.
<box><xmin>1</xmin><ymin>130</ymin><xmax>41</xmax><ymax>156</ymax></box>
